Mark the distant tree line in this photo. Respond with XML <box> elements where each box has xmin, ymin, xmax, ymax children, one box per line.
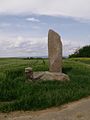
<box><xmin>23</xmin><ymin>57</ymin><xmax>47</xmax><ymax>60</ymax></box>
<box><xmin>69</xmin><ymin>45</ymin><xmax>90</xmax><ymax>58</ymax></box>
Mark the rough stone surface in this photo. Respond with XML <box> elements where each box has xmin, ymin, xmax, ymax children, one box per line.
<box><xmin>33</xmin><ymin>72</ymin><xmax>69</xmax><ymax>81</ymax></box>
<box><xmin>25</xmin><ymin>67</ymin><xmax>33</xmax><ymax>80</ymax></box>
<box><xmin>48</xmin><ymin>29</ymin><xmax>62</xmax><ymax>72</ymax></box>
<box><xmin>25</xmin><ymin>67</ymin><xmax>32</xmax><ymax>73</ymax></box>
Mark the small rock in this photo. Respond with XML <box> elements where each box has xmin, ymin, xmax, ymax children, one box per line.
<box><xmin>25</xmin><ymin>67</ymin><xmax>33</xmax><ymax>80</ymax></box>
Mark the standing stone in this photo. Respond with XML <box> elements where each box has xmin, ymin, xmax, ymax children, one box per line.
<box><xmin>48</xmin><ymin>29</ymin><xmax>62</xmax><ymax>72</ymax></box>
<box><xmin>25</xmin><ymin>29</ymin><xmax>69</xmax><ymax>81</ymax></box>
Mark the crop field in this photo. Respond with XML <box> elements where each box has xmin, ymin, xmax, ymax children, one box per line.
<box><xmin>69</xmin><ymin>58</ymin><xmax>90</xmax><ymax>64</ymax></box>
<box><xmin>0</xmin><ymin>58</ymin><xmax>90</xmax><ymax>112</ymax></box>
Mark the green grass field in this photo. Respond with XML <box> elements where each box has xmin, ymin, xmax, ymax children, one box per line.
<box><xmin>0</xmin><ymin>58</ymin><xmax>90</xmax><ymax>112</ymax></box>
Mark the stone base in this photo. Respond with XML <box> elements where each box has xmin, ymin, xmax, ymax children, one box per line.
<box><xmin>33</xmin><ymin>71</ymin><xmax>70</xmax><ymax>81</ymax></box>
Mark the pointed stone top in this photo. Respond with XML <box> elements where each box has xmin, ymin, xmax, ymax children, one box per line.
<box><xmin>48</xmin><ymin>29</ymin><xmax>61</xmax><ymax>38</ymax></box>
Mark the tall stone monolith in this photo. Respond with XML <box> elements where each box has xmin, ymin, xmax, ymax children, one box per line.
<box><xmin>48</xmin><ymin>29</ymin><xmax>62</xmax><ymax>72</ymax></box>
<box><xmin>25</xmin><ymin>29</ymin><xmax>69</xmax><ymax>81</ymax></box>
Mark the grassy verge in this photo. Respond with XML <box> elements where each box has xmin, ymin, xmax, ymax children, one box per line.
<box><xmin>0</xmin><ymin>58</ymin><xmax>90</xmax><ymax>112</ymax></box>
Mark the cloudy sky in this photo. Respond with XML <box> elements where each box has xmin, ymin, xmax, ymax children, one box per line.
<box><xmin>0</xmin><ymin>0</ymin><xmax>90</xmax><ymax>57</ymax></box>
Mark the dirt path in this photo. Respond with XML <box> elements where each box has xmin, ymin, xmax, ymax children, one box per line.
<box><xmin>0</xmin><ymin>97</ymin><xmax>90</xmax><ymax>120</ymax></box>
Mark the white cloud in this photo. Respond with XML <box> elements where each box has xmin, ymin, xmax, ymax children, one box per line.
<box><xmin>0</xmin><ymin>33</ymin><xmax>89</xmax><ymax>57</ymax></box>
<box><xmin>0</xmin><ymin>0</ymin><xmax>90</xmax><ymax>19</ymax></box>
<box><xmin>26</xmin><ymin>17</ymin><xmax>40</xmax><ymax>22</ymax></box>
<box><xmin>0</xmin><ymin>35</ymin><xmax>48</xmax><ymax>57</ymax></box>
<box><xmin>63</xmin><ymin>39</ymin><xmax>88</xmax><ymax>56</ymax></box>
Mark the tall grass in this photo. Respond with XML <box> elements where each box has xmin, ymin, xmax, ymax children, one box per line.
<box><xmin>0</xmin><ymin>58</ymin><xmax>90</xmax><ymax>112</ymax></box>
